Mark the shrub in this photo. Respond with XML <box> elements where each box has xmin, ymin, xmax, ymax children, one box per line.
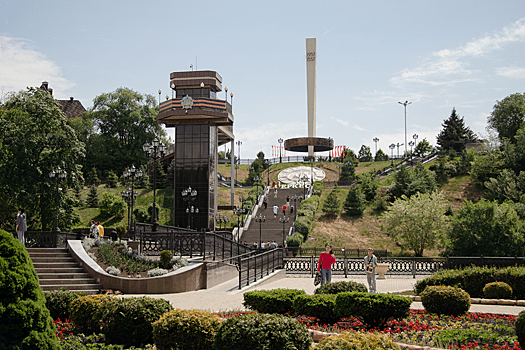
<box><xmin>483</xmin><ymin>281</ymin><xmax>513</xmax><ymax>299</ymax></box>
<box><xmin>286</xmin><ymin>233</ymin><xmax>303</xmax><ymax>248</ymax></box>
<box><xmin>243</xmin><ymin>289</ymin><xmax>306</xmax><ymax>314</ymax></box>
<box><xmin>414</xmin><ymin>266</ymin><xmax>525</xmax><ymax>299</ymax></box>
<box><xmin>335</xmin><ymin>292</ymin><xmax>411</xmax><ymax>328</ymax></box>
<box><xmin>115</xmin><ymin>225</ymin><xmax>126</xmax><ymax>239</ymax></box>
<box><xmin>152</xmin><ymin>309</ymin><xmax>221</xmax><ymax>350</ymax></box>
<box><xmin>103</xmin><ymin>296</ymin><xmax>173</xmax><ymax>347</ymax></box>
<box><xmin>314</xmin><ymin>281</ymin><xmax>367</xmax><ymax>295</ymax></box>
<box><xmin>420</xmin><ymin>285</ymin><xmax>470</xmax><ymax>316</ymax></box>
<box><xmin>70</xmin><ymin>294</ymin><xmax>116</xmax><ymax>333</ymax></box>
<box><xmin>160</xmin><ymin>250</ymin><xmax>173</xmax><ymax>269</ymax></box>
<box><xmin>106</xmin><ymin>266</ymin><xmax>120</xmax><ymax>276</ymax></box>
<box><xmin>316</xmin><ymin>330</ymin><xmax>401</xmax><ymax>350</ymax></box>
<box><xmin>292</xmin><ymin>294</ymin><xmax>337</xmax><ymax>323</ymax></box>
<box><xmin>147</xmin><ymin>267</ymin><xmax>169</xmax><ymax>277</ymax></box>
<box><xmin>293</xmin><ymin>216</ymin><xmax>312</xmax><ymax>240</ymax></box>
<box><xmin>44</xmin><ymin>289</ymin><xmax>86</xmax><ymax>320</ymax></box>
<box><xmin>213</xmin><ymin>313</ymin><xmax>312</xmax><ymax>350</ymax></box>
<box><xmin>99</xmin><ymin>192</ymin><xmax>126</xmax><ymax>218</ymax></box>
<box><xmin>516</xmin><ymin>310</ymin><xmax>525</xmax><ymax>349</ymax></box>
<box><xmin>0</xmin><ymin>230</ymin><xmax>61</xmax><ymax>349</ymax></box>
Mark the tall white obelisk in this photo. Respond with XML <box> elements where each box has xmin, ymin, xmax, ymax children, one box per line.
<box><xmin>306</xmin><ymin>38</ymin><xmax>316</xmax><ymax>157</ymax></box>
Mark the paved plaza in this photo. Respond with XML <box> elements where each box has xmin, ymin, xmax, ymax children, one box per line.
<box><xmin>126</xmin><ymin>273</ymin><xmax>525</xmax><ymax>316</ymax></box>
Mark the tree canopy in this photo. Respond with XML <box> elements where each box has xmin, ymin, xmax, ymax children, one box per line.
<box><xmin>436</xmin><ymin>108</ymin><xmax>477</xmax><ymax>153</ymax></box>
<box><xmin>0</xmin><ymin>88</ymin><xmax>84</xmax><ymax>231</ymax></box>
<box><xmin>358</xmin><ymin>145</ymin><xmax>372</xmax><ymax>162</ymax></box>
<box><xmin>487</xmin><ymin>92</ymin><xmax>525</xmax><ymax>143</ymax></box>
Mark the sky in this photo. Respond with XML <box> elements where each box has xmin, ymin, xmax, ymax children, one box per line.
<box><xmin>1</xmin><ymin>1</ymin><xmax>525</xmax><ymax>160</ymax></box>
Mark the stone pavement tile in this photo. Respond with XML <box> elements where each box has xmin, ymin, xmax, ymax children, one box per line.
<box><xmin>410</xmin><ymin>301</ymin><xmax>525</xmax><ymax>316</ymax></box>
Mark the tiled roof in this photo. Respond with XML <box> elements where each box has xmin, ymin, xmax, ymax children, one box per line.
<box><xmin>58</xmin><ymin>98</ymin><xmax>86</xmax><ymax>119</ymax></box>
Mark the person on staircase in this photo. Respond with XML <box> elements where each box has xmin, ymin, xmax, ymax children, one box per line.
<box><xmin>317</xmin><ymin>244</ymin><xmax>336</xmax><ymax>285</ymax></box>
<box><xmin>273</xmin><ymin>205</ymin><xmax>278</xmax><ymax>218</ymax></box>
<box><xmin>16</xmin><ymin>208</ymin><xmax>27</xmax><ymax>245</ymax></box>
<box><xmin>282</xmin><ymin>204</ymin><xmax>287</xmax><ymax>216</ymax></box>
<box><xmin>263</xmin><ymin>196</ymin><xmax>268</xmax><ymax>209</ymax></box>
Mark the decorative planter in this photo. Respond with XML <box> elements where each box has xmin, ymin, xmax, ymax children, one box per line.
<box><xmin>376</xmin><ymin>263</ymin><xmax>389</xmax><ymax>279</ymax></box>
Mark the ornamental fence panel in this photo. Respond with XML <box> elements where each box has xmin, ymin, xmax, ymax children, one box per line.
<box><xmin>238</xmin><ymin>248</ymin><xmax>284</xmax><ymax>289</ymax></box>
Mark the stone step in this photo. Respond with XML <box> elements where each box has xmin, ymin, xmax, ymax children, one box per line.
<box><xmin>38</xmin><ymin>273</ymin><xmax>91</xmax><ymax>279</ymax></box>
<box><xmin>27</xmin><ymin>248</ymin><xmax>69</xmax><ymax>253</ymax></box>
<box><xmin>33</xmin><ymin>262</ymin><xmax>81</xmax><ymax>269</ymax></box>
<box><xmin>28</xmin><ymin>252</ymin><xmax>71</xmax><ymax>258</ymax></box>
<box><xmin>41</xmin><ymin>284</ymin><xmax>101</xmax><ymax>292</ymax></box>
<box><xmin>39</xmin><ymin>278</ymin><xmax>96</xmax><ymax>285</ymax></box>
<box><xmin>35</xmin><ymin>267</ymin><xmax>85</xmax><ymax>273</ymax></box>
<box><xmin>30</xmin><ymin>256</ymin><xmax>76</xmax><ymax>263</ymax></box>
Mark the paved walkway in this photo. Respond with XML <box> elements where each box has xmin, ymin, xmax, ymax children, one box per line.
<box><xmin>125</xmin><ymin>273</ymin><xmax>525</xmax><ymax>316</ymax></box>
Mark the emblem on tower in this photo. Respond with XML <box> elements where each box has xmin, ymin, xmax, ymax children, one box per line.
<box><xmin>181</xmin><ymin>95</ymin><xmax>194</xmax><ymax>109</ymax></box>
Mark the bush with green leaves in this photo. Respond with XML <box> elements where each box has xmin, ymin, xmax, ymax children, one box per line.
<box><xmin>516</xmin><ymin>310</ymin><xmax>525</xmax><ymax>348</ymax></box>
<box><xmin>414</xmin><ymin>266</ymin><xmax>525</xmax><ymax>299</ymax></box>
<box><xmin>103</xmin><ymin>296</ymin><xmax>173</xmax><ymax>347</ymax></box>
<box><xmin>316</xmin><ymin>330</ymin><xmax>401</xmax><ymax>350</ymax></box>
<box><xmin>59</xmin><ymin>333</ymin><xmax>125</xmax><ymax>350</ymax></box>
<box><xmin>335</xmin><ymin>292</ymin><xmax>411</xmax><ymax>328</ymax></box>
<box><xmin>106</xmin><ymin>170</ymin><xmax>118</xmax><ymax>188</ymax></box>
<box><xmin>314</xmin><ymin>281</ymin><xmax>367</xmax><ymax>295</ymax></box>
<box><xmin>292</xmin><ymin>293</ymin><xmax>337</xmax><ymax>323</ymax></box>
<box><xmin>86</xmin><ymin>184</ymin><xmax>99</xmax><ymax>208</ymax></box>
<box><xmin>293</xmin><ymin>216</ymin><xmax>312</xmax><ymax>240</ymax></box>
<box><xmin>0</xmin><ymin>230</ymin><xmax>61</xmax><ymax>349</ymax></box>
<box><xmin>99</xmin><ymin>192</ymin><xmax>126</xmax><ymax>218</ymax></box>
<box><xmin>297</xmin><ymin>195</ymin><xmax>320</xmax><ymax>217</ymax></box>
<box><xmin>420</xmin><ymin>285</ymin><xmax>470</xmax><ymax>316</ymax></box>
<box><xmin>70</xmin><ymin>294</ymin><xmax>115</xmax><ymax>334</ymax></box>
<box><xmin>243</xmin><ymin>288</ymin><xmax>306</xmax><ymax>314</ymax></box>
<box><xmin>160</xmin><ymin>250</ymin><xmax>173</xmax><ymax>269</ymax></box>
<box><xmin>152</xmin><ymin>309</ymin><xmax>221</xmax><ymax>350</ymax></box>
<box><xmin>44</xmin><ymin>289</ymin><xmax>86</xmax><ymax>320</ymax></box>
<box><xmin>286</xmin><ymin>233</ymin><xmax>303</xmax><ymax>248</ymax></box>
<box><xmin>115</xmin><ymin>225</ymin><xmax>126</xmax><ymax>239</ymax></box>
<box><xmin>213</xmin><ymin>313</ymin><xmax>312</xmax><ymax>350</ymax></box>
<box><xmin>483</xmin><ymin>281</ymin><xmax>513</xmax><ymax>299</ymax></box>
<box><xmin>343</xmin><ymin>185</ymin><xmax>366</xmax><ymax>216</ymax></box>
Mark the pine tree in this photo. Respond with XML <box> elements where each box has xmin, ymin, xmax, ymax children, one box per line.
<box><xmin>344</xmin><ymin>185</ymin><xmax>366</xmax><ymax>216</ymax></box>
<box><xmin>87</xmin><ymin>166</ymin><xmax>100</xmax><ymax>186</ymax></box>
<box><xmin>358</xmin><ymin>145</ymin><xmax>373</xmax><ymax>162</ymax></box>
<box><xmin>73</xmin><ymin>182</ymin><xmax>84</xmax><ymax>207</ymax></box>
<box><xmin>150</xmin><ymin>160</ymin><xmax>167</xmax><ymax>189</ymax></box>
<box><xmin>339</xmin><ymin>161</ymin><xmax>355</xmax><ymax>181</ymax></box>
<box><xmin>322</xmin><ymin>188</ymin><xmax>340</xmax><ymax>216</ymax></box>
<box><xmin>436</xmin><ymin>108</ymin><xmax>477</xmax><ymax>153</ymax></box>
<box><xmin>375</xmin><ymin>148</ymin><xmax>388</xmax><ymax>161</ymax></box>
<box><xmin>86</xmin><ymin>185</ymin><xmax>99</xmax><ymax>208</ymax></box>
<box><xmin>106</xmin><ymin>170</ymin><xmax>118</xmax><ymax>188</ymax></box>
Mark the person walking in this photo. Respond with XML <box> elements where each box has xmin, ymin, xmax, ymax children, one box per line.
<box><xmin>16</xmin><ymin>208</ymin><xmax>27</xmax><ymax>245</ymax></box>
<box><xmin>282</xmin><ymin>204</ymin><xmax>287</xmax><ymax>216</ymax></box>
<box><xmin>364</xmin><ymin>247</ymin><xmax>378</xmax><ymax>293</ymax></box>
<box><xmin>90</xmin><ymin>220</ymin><xmax>99</xmax><ymax>238</ymax></box>
<box><xmin>263</xmin><ymin>196</ymin><xmax>268</xmax><ymax>209</ymax></box>
<box><xmin>317</xmin><ymin>244</ymin><xmax>336</xmax><ymax>285</ymax></box>
<box><xmin>286</xmin><ymin>195</ymin><xmax>290</xmax><ymax>208</ymax></box>
<box><xmin>273</xmin><ymin>205</ymin><xmax>278</xmax><ymax>218</ymax></box>
<box><xmin>97</xmin><ymin>222</ymin><xmax>104</xmax><ymax>238</ymax></box>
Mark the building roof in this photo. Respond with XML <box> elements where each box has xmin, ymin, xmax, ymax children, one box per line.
<box><xmin>58</xmin><ymin>97</ymin><xmax>86</xmax><ymax>119</ymax></box>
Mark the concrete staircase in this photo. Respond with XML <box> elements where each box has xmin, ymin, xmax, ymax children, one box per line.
<box><xmin>27</xmin><ymin>248</ymin><xmax>101</xmax><ymax>295</ymax></box>
<box><xmin>241</xmin><ymin>188</ymin><xmax>306</xmax><ymax>247</ymax></box>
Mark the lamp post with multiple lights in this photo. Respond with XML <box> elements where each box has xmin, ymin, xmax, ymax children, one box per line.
<box><xmin>398</xmin><ymin>100</ymin><xmax>412</xmax><ymax>156</ymax></box>
<box><xmin>122</xmin><ymin>165</ymin><xmax>142</xmax><ymax>233</ymax></box>
<box><xmin>181</xmin><ymin>186</ymin><xmax>197</xmax><ymax>229</ymax></box>
<box><xmin>216</xmin><ymin>214</ymin><xmax>229</xmax><ymax>230</ymax></box>
<box><xmin>409</xmin><ymin>141</ymin><xmax>415</xmax><ymax>165</ymax></box>
<box><xmin>49</xmin><ymin>167</ymin><xmax>67</xmax><ymax>232</ymax></box>
<box><xmin>255</xmin><ymin>213</ymin><xmax>265</xmax><ymax>248</ymax></box>
<box><xmin>143</xmin><ymin>138</ymin><xmax>166</xmax><ymax>231</ymax></box>
<box><xmin>279</xmin><ymin>216</ymin><xmax>290</xmax><ymax>248</ymax></box>
<box><xmin>413</xmin><ymin>134</ymin><xmax>419</xmax><ymax>156</ymax></box>
<box><xmin>373</xmin><ymin>137</ymin><xmax>379</xmax><ymax>159</ymax></box>
<box><xmin>389</xmin><ymin>143</ymin><xmax>396</xmax><ymax>167</ymax></box>
<box><xmin>233</xmin><ymin>206</ymin><xmax>246</xmax><ymax>237</ymax></box>
<box><xmin>278</xmin><ymin>138</ymin><xmax>283</xmax><ymax>163</ymax></box>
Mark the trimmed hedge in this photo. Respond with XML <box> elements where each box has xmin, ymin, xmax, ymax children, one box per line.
<box><xmin>335</xmin><ymin>292</ymin><xmax>411</xmax><ymax>328</ymax></box>
<box><xmin>243</xmin><ymin>289</ymin><xmax>306</xmax><ymax>314</ymax></box>
<box><xmin>316</xmin><ymin>330</ymin><xmax>401</xmax><ymax>350</ymax></box>
<box><xmin>213</xmin><ymin>313</ymin><xmax>312</xmax><ymax>350</ymax></box>
<box><xmin>414</xmin><ymin>266</ymin><xmax>525</xmax><ymax>299</ymax></box>
<box><xmin>516</xmin><ymin>310</ymin><xmax>525</xmax><ymax>348</ymax></box>
<box><xmin>483</xmin><ymin>281</ymin><xmax>513</xmax><ymax>299</ymax></box>
<box><xmin>44</xmin><ymin>289</ymin><xmax>86</xmax><ymax>320</ymax></box>
<box><xmin>420</xmin><ymin>285</ymin><xmax>470</xmax><ymax>316</ymax></box>
<box><xmin>292</xmin><ymin>294</ymin><xmax>337</xmax><ymax>323</ymax></box>
<box><xmin>153</xmin><ymin>309</ymin><xmax>221</xmax><ymax>350</ymax></box>
<box><xmin>70</xmin><ymin>295</ymin><xmax>115</xmax><ymax>334</ymax></box>
<box><xmin>314</xmin><ymin>281</ymin><xmax>367</xmax><ymax>295</ymax></box>
<box><xmin>0</xmin><ymin>230</ymin><xmax>61</xmax><ymax>349</ymax></box>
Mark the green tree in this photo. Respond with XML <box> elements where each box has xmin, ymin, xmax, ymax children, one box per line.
<box><xmin>86</xmin><ymin>185</ymin><xmax>99</xmax><ymax>208</ymax></box>
<box><xmin>470</xmin><ymin>149</ymin><xmax>504</xmax><ymax>189</ymax></box>
<box><xmin>484</xmin><ymin>169</ymin><xmax>525</xmax><ymax>203</ymax></box>
<box><xmin>0</xmin><ymin>230</ymin><xmax>61</xmax><ymax>349</ymax></box>
<box><xmin>414</xmin><ymin>138</ymin><xmax>434</xmax><ymax>157</ymax></box>
<box><xmin>84</xmin><ymin>87</ymin><xmax>165</xmax><ymax>179</ymax></box>
<box><xmin>322</xmin><ymin>188</ymin><xmax>340</xmax><ymax>216</ymax></box>
<box><xmin>343</xmin><ymin>185</ymin><xmax>366</xmax><ymax>216</ymax></box>
<box><xmin>358</xmin><ymin>145</ymin><xmax>373</xmax><ymax>162</ymax></box>
<box><xmin>339</xmin><ymin>161</ymin><xmax>355</xmax><ymax>181</ymax></box>
<box><xmin>357</xmin><ymin>172</ymin><xmax>378</xmax><ymax>202</ymax></box>
<box><xmin>381</xmin><ymin>191</ymin><xmax>450</xmax><ymax>257</ymax></box>
<box><xmin>436</xmin><ymin>108</ymin><xmax>478</xmax><ymax>153</ymax></box>
<box><xmin>87</xmin><ymin>166</ymin><xmax>100</xmax><ymax>186</ymax></box>
<box><xmin>106</xmin><ymin>170</ymin><xmax>118</xmax><ymax>188</ymax></box>
<box><xmin>342</xmin><ymin>147</ymin><xmax>359</xmax><ymax>166</ymax></box>
<box><xmin>446</xmin><ymin>199</ymin><xmax>525</xmax><ymax>257</ymax></box>
<box><xmin>374</xmin><ymin>148</ymin><xmax>388</xmax><ymax>161</ymax></box>
<box><xmin>99</xmin><ymin>192</ymin><xmax>126</xmax><ymax>218</ymax></box>
<box><xmin>0</xmin><ymin>87</ymin><xmax>84</xmax><ymax>231</ymax></box>
<box><xmin>487</xmin><ymin>92</ymin><xmax>525</xmax><ymax>143</ymax></box>
<box><xmin>149</xmin><ymin>160</ymin><xmax>167</xmax><ymax>189</ymax></box>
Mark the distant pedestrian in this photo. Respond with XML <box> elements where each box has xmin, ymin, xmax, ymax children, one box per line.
<box><xmin>263</xmin><ymin>196</ymin><xmax>268</xmax><ymax>209</ymax></box>
<box><xmin>290</xmin><ymin>205</ymin><xmax>294</xmax><ymax>214</ymax></box>
<box><xmin>260</xmin><ymin>241</ymin><xmax>266</xmax><ymax>249</ymax></box>
<box><xmin>97</xmin><ymin>222</ymin><xmax>104</xmax><ymax>238</ymax></box>
<box><xmin>274</xmin><ymin>188</ymin><xmax>278</xmax><ymax>198</ymax></box>
<box><xmin>286</xmin><ymin>195</ymin><xmax>290</xmax><ymax>208</ymax></box>
<box><xmin>364</xmin><ymin>247</ymin><xmax>378</xmax><ymax>293</ymax></box>
<box><xmin>16</xmin><ymin>208</ymin><xmax>27</xmax><ymax>245</ymax></box>
<box><xmin>273</xmin><ymin>205</ymin><xmax>278</xmax><ymax>218</ymax></box>
<box><xmin>90</xmin><ymin>220</ymin><xmax>99</xmax><ymax>238</ymax></box>
<box><xmin>317</xmin><ymin>244</ymin><xmax>336</xmax><ymax>285</ymax></box>
<box><xmin>282</xmin><ymin>204</ymin><xmax>287</xmax><ymax>216</ymax></box>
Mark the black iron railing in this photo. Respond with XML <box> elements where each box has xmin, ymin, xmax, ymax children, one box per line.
<box><xmin>238</xmin><ymin>248</ymin><xmax>284</xmax><ymax>289</ymax></box>
<box><xmin>289</xmin><ymin>247</ymin><xmax>389</xmax><ymax>258</ymax></box>
<box><xmin>24</xmin><ymin>231</ymin><xmax>82</xmax><ymax>248</ymax></box>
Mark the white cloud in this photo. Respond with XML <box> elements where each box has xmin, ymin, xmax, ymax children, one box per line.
<box><xmin>0</xmin><ymin>36</ymin><xmax>74</xmax><ymax>98</ymax></box>
<box><xmin>391</xmin><ymin>17</ymin><xmax>525</xmax><ymax>87</ymax></box>
<box><xmin>495</xmin><ymin>66</ymin><xmax>525</xmax><ymax>79</ymax></box>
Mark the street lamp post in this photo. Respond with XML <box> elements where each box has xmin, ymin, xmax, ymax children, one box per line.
<box><xmin>122</xmin><ymin>165</ymin><xmax>143</xmax><ymax>234</ymax></box>
<box><xmin>254</xmin><ymin>175</ymin><xmax>261</xmax><ymax>198</ymax></box>
<box><xmin>143</xmin><ymin>137</ymin><xmax>166</xmax><ymax>231</ymax></box>
<box><xmin>279</xmin><ymin>216</ymin><xmax>289</xmax><ymax>248</ymax></box>
<box><xmin>396</xmin><ymin>142</ymin><xmax>404</xmax><ymax>159</ymax></box>
<box><xmin>49</xmin><ymin>167</ymin><xmax>66</xmax><ymax>232</ymax></box>
<box><xmin>255</xmin><ymin>214</ymin><xmax>265</xmax><ymax>248</ymax></box>
<box><xmin>236</xmin><ymin>140</ymin><xmax>242</xmax><ymax>166</ymax></box>
<box><xmin>265</xmin><ymin>159</ymin><xmax>271</xmax><ymax>186</ymax></box>
<box><xmin>185</xmin><ymin>206</ymin><xmax>199</xmax><ymax>229</ymax></box>
<box><xmin>181</xmin><ymin>186</ymin><xmax>197</xmax><ymax>229</ymax></box>
<box><xmin>239</xmin><ymin>196</ymin><xmax>247</xmax><ymax>226</ymax></box>
<box><xmin>278</xmin><ymin>138</ymin><xmax>283</xmax><ymax>163</ymax></box>
<box><xmin>408</xmin><ymin>141</ymin><xmax>415</xmax><ymax>165</ymax></box>
<box><xmin>413</xmin><ymin>134</ymin><xmax>419</xmax><ymax>156</ymax></box>
<box><xmin>389</xmin><ymin>143</ymin><xmax>396</xmax><ymax>167</ymax></box>
<box><xmin>300</xmin><ymin>174</ymin><xmax>309</xmax><ymax>198</ymax></box>
<box><xmin>373</xmin><ymin>137</ymin><xmax>379</xmax><ymax>159</ymax></box>
<box><xmin>398</xmin><ymin>100</ymin><xmax>412</xmax><ymax>156</ymax></box>
<box><xmin>217</xmin><ymin>214</ymin><xmax>229</xmax><ymax>230</ymax></box>
<box><xmin>121</xmin><ymin>187</ymin><xmax>137</xmax><ymax>234</ymax></box>
<box><xmin>233</xmin><ymin>206</ymin><xmax>246</xmax><ymax>239</ymax></box>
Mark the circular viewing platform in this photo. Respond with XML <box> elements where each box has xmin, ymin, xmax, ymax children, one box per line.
<box><xmin>284</xmin><ymin>137</ymin><xmax>334</xmax><ymax>153</ymax></box>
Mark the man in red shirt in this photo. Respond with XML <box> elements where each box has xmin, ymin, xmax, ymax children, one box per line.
<box><xmin>282</xmin><ymin>204</ymin><xmax>287</xmax><ymax>216</ymax></box>
<box><xmin>317</xmin><ymin>244</ymin><xmax>336</xmax><ymax>285</ymax></box>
